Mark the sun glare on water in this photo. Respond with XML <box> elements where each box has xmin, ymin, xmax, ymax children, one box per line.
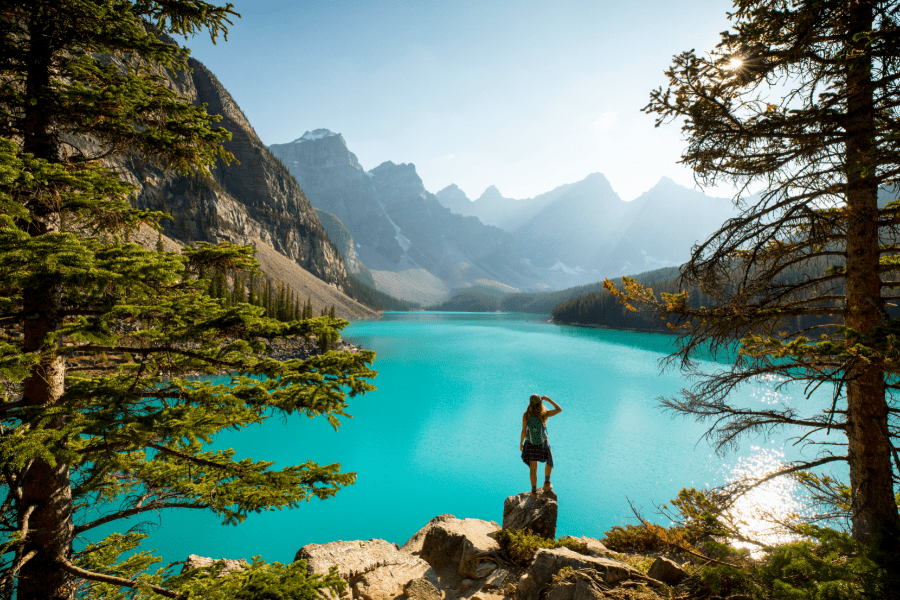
<box><xmin>724</xmin><ymin>448</ymin><xmax>807</xmax><ymax>556</ymax></box>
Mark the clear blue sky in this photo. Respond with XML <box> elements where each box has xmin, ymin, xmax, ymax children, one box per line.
<box><xmin>181</xmin><ymin>0</ymin><xmax>737</xmax><ymax>201</ymax></box>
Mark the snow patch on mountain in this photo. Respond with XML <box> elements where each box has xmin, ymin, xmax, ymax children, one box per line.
<box><xmin>292</xmin><ymin>129</ymin><xmax>338</xmax><ymax>143</ymax></box>
<box><xmin>548</xmin><ymin>261</ymin><xmax>587</xmax><ymax>275</ymax></box>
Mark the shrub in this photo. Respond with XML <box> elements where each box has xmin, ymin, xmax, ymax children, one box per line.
<box><xmin>602</xmin><ymin>522</ymin><xmax>705</xmax><ymax>554</ymax></box>
<box><xmin>495</xmin><ymin>529</ymin><xmax>589</xmax><ymax>566</ymax></box>
<box><xmin>735</xmin><ymin>526</ymin><xmax>892</xmax><ymax>600</ymax></box>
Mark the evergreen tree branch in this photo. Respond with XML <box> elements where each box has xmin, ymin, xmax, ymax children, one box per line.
<box><xmin>145</xmin><ymin>442</ymin><xmax>249</xmax><ymax>474</ymax></box>
<box><xmin>55</xmin><ymin>554</ymin><xmax>181</xmax><ymax>599</ymax></box>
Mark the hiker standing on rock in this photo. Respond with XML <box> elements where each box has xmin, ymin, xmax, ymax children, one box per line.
<box><xmin>520</xmin><ymin>394</ymin><xmax>561</xmax><ymax>497</ymax></box>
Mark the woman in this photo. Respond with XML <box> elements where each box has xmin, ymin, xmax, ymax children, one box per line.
<box><xmin>519</xmin><ymin>394</ymin><xmax>562</xmax><ymax>497</ymax></box>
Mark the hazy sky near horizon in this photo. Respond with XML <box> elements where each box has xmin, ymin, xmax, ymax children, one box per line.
<box><xmin>180</xmin><ymin>0</ymin><xmax>738</xmax><ymax>201</ymax></box>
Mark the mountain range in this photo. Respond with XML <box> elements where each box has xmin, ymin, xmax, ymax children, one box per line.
<box><xmin>109</xmin><ymin>36</ymin><xmax>739</xmax><ymax>310</ymax></box>
<box><xmin>436</xmin><ymin>174</ymin><xmax>739</xmax><ymax>290</ymax></box>
<box><xmin>269</xmin><ymin>131</ymin><xmax>538</xmax><ymax>303</ymax></box>
<box><xmin>269</xmin><ymin>130</ymin><xmax>739</xmax><ymax>302</ymax></box>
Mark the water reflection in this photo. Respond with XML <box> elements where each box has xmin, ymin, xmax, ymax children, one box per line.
<box><xmin>724</xmin><ymin>447</ymin><xmax>807</xmax><ymax>555</ymax></box>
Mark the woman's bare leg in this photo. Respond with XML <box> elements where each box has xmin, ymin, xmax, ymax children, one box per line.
<box><xmin>543</xmin><ymin>465</ymin><xmax>553</xmax><ymax>491</ymax></box>
<box><xmin>529</xmin><ymin>461</ymin><xmax>538</xmax><ymax>488</ymax></box>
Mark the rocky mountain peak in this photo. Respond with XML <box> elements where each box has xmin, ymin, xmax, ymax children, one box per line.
<box><xmin>435</xmin><ymin>184</ymin><xmax>473</xmax><ymax>214</ymax></box>
<box><xmin>369</xmin><ymin>161</ymin><xmax>427</xmax><ymax>200</ymax></box>
<box><xmin>574</xmin><ymin>172</ymin><xmax>616</xmax><ymax>196</ymax></box>
<box><xmin>269</xmin><ymin>128</ymin><xmax>362</xmax><ymax>172</ymax></box>
<box><xmin>649</xmin><ymin>175</ymin><xmax>683</xmax><ymax>192</ymax></box>
<box><xmin>292</xmin><ymin>129</ymin><xmax>340</xmax><ymax>143</ymax></box>
<box><xmin>477</xmin><ymin>185</ymin><xmax>508</xmax><ymax>203</ymax></box>
<box><xmin>437</xmin><ymin>183</ymin><xmax>468</xmax><ymax>199</ymax></box>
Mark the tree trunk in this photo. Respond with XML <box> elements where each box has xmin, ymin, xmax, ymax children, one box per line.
<box><xmin>843</xmin><ymin>0</ymin><xmax>900</xmax><ymax>550</ymax></box>
<box><xmin>16</xmin><ymin>9</ymin><xmax>77</xmax><ymax>599</ymax></box>
<box><xmin>17</xmin><ymin>275</ymin><xmax>74</xmax><ymax>600</ymax></box>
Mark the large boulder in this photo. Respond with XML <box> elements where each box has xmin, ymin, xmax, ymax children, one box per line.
<box><xmin>404</xmin><ymin>577</ymin><xmax>442</xmax><ymax>600</ymax></box>
<box><xmin>181</xmin><ymin>554</ymin><xmax>247</xmax><ymax>576</ymax></box>
<box><xmin>502</xmin><ymin>491</ymin><xmax>558</xmax><ymax>540</ymax></box>
<box><xmin>515</xmin><ymin>548</ymin><xmax>640</xmax><ymax>600</ymax></box>
<box><xmin>295</xmin><ymin>539</ymin><xmax>438</xmax><ymax>600</ymax></box>
<box><xmin>647</xmin><ymin>557</ymin><xmax>687</xmax><ymax>584</ymax></box>
<box><xmin>401</xmin><ymin>514</ymin><xmax>500</xmax><ymax>580</ymax></box>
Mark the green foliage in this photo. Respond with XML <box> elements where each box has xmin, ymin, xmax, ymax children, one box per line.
<box><xmin>172</xmin><ymin>559</ymin><xmax>345</xmax><ymax>600</ymax></box>
<box><xmin>613</xmin><ymin>487</ymin><xmax>899</xmax><ymax>599</ymax></box>
<box><xmin>0</xmin><ymin>2</ymin><xmax>378</xmax><ymax>598</ymax></box>
<box><xmin>75</xmin><ymin>533</ymin><xmax>347</xmax><ymax>600</ymax></box>
<box><xmin>696</xmin><ymin>526</ymin><xmax>894</xmax><ymax>600</ymax></box>
<box><xmin>625</xmin><ymin>0</ymin><xmax>900</xmax><ymax>551</ymax></box>
<box><xmin>494</xmin><ymin>529</ymin><xmax>588</xmax><ymax>566</ymax></box>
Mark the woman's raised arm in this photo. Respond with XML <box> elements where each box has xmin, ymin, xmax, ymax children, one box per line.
<box><xmin>543</xmin><ymin>396</ymin><xmax>562</xmax><ymax>417</ymax></box>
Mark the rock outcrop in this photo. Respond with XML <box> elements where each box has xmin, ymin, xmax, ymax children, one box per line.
<box><xmin>181</xmin><ymin>554</ymin><xmax>248</xmax><ymax>576</ymax></box>
<box><xmin>515</xmin><ymin>548</ymin><xmax>641</xmax><ymax>600</ymax></box>
<box><xmin>647</xmin><ymin>556</ymin><xmax>687</xmax><ymax>584</ymax></box>
<box><xmin>192</xmin><ymin>497</ymin><xmax>689</xmax><ymax>600</ymax></box>
<box><xmin>295</xmin><ymin>539</ymin><xmax>438</xmax><ymax>600</ymax></box>
<box><xmin>404</xmin><ymin>576</ymin><xmax>442</xmax><ymax>600</ymax></box>
<box><xmin>502</xmin><ymin>491</ymin><xmax>559</xmax><ymax>540</ymax></box>
<box><xmin>401</xmin><ymin>514</ymin><xmax>500</xmax><ymax>580</ymax></box>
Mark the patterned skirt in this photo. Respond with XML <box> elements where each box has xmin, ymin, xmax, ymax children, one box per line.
<box><xmin>521</xmin><ymin>441</ymin><xmax>554</xmax><ymax>468</ymax></box>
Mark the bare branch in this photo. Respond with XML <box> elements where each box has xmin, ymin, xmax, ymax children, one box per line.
<box><xmin>75</xmin><ymin>502</ymin><xmax>207</xmax><ymax>535</ymax></box>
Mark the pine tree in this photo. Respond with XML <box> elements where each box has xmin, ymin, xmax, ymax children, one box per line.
<box><xmin>278</xmin><ymin>282</ymin><xmax>287</xmax><ymax>321</ymax></box>
<box><xmin>329</xmin><ymin>304</ymin><xmax>336</xmax><ymax>319</ymax></box>
<box><xmin>0</xmin><ymin>3</ymin><xmax>376</xmax><ymax>599</ymax></box>
<box><xmin>609</xmin><ymin>0</ymin><xmax>900</xmax><ymax>552</ymax></box>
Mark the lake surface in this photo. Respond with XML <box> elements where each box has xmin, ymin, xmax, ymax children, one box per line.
<box><xmin>132</xmin><ymin>312</ymin><xmax>827</xmax><ymax>566</ymax></box>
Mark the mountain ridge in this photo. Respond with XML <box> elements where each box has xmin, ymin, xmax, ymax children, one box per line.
<box><xmin>436</xmin><ymin>173</ymin><xmax>737</xmax><ymax>287</ymax></box>
<box><xmin>269</xmin><ymin>133</ymin><xmax>540</xmax><ymax>303</ymax></box>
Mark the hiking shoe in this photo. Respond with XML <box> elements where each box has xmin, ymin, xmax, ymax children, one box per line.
<box><xmin>543</xmin><ymin>482</ymin><xmax>553</xmax><ymax>492</ymax></box>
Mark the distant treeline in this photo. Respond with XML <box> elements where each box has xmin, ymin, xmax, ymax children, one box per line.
<box><xmin>202</xmin><ymin>266</ymin><xmax>422</xmax><ymax>318</ymax></box>
<box><xmin>504</xmin><ymin>267</ymin><xmax>682</xmax><ymax>314</ymax></box>
<box><xmin>550</xmin><ymin>279</ymin><xmax>710</xmax><ymax>332</ymax></box>
<box><xmin>551</xmin><ymin>256</ymin><xmax>849</xmax><ymax>333</ymax></box>
<box><xmin>345</xmin><ymin>275</ymin><xmax>420</xmax><ymax>312</ymax></box>
<box><xmin>430</xmin><ymin>287</ymin><xmax>508</xmax><ymax>312</ymax></box>
<box><xmin>428</xmin><ymin>267</ymin><xmax>683</xmax><ymax>316</ymax></box>
<box><xmin>426</xmin><ymin>259</ymin><xmax>854</xmax><ymax>335</ymax></box>
<box><xmin>204</xmin><ymin>269</ymin><xmax>335</xmax><ymax>321</ymax></box>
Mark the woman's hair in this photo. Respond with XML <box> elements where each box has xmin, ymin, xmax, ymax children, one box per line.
<box><xmin>524</xmin><ymin>394</ymin><xmax>547</xmax><ymax>422</ymax></box>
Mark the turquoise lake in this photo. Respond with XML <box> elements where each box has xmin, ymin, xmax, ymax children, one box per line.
<box><xmin>131</xmin><ymin>311</ymin><xmax>828</xmax><ymax>566</ymax></box>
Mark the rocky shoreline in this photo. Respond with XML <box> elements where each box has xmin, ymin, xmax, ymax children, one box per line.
<box><xmin>266</xmin><ymin>337</ymin><xmax>366</xmax><ymax>361</ymax></box>
<box><xmin>186</xmin><ymin>491</ymin><xmax>696</xmax><ymax>600</ymax></box>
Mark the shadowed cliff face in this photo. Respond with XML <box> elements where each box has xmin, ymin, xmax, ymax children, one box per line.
<box><xmin>124</xmin><ymin>59</ymin><xmax>350</xmax><ymax>291</ymax></box>
<box><xmin>269</xmin><ymin>131</ymin><xmax>402</xmax><ymax>269</ymax></box>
